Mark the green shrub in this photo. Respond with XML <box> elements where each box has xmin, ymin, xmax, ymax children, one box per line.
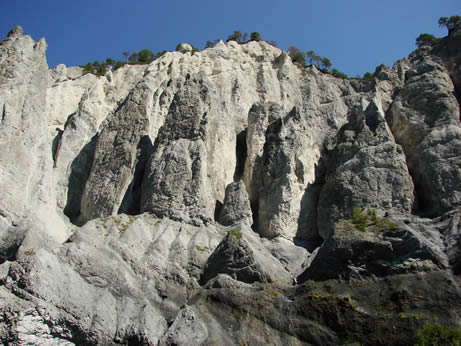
<box><xmin>205</xmin><ymin>39</ymin><xmax>220</xmax><ymax>48</ymax></box>
<box><xmin>363</xmin><ymin>72</ymin><xmax>374</xmax><ymax>80</ymax></box>
<box><xmin>352</xmin><ymin>206</ymin><xmax>369</xmax><ymax>232</ymax></box>
<box><xmin>414</xmin><ymin>323</ymin><xmax>461</xmax><ymax>346</ymax></box>
<box><xmin>287</xmin><ymin>47</ymin><xmax>306</xmax><ymax>66</ymax></box>
<box><xmin>191</xmin><ymin>44</ymin><xmax>199</xmax><ymax>55</ymax></box>
<box><xmin>416</xmin><ymin>33</ymin><xmax>441</xmax><ymax>48</ymax></box>
<box><xmin>330</xmin><ymin>68</ymin><xmax>348</xmax><ymax>79</ymax></box>
<box><xmin>229</xmin><ymin>229</ymin><xmax>242</xmax><ymax>240</ymax></box>
<box><xmin>156</xmin><ymin>50</ymin><xmax>168</xmax><ymax>58</ymax></box>
<box><xmin>290</xmin><ymin>51</ymin><xmax>306</xmax><ymax>66</ymax></box>
<box><xmin>438</xmin><ymin>15</ymin><xmax>461</xmax><ymax>35</ymax></box>
<box><xmin>136</xmin><ymin>49</ymin><xmax>155</xmax><ymax>63</ymax></box>
<box><xmin>113</xmin><ymin>60</ymin><xmax>126</xmax><ymax>70</ymax></box>
<box><xmin>250</xmin><ymin>32</ymin><xmax>262</xmax><ymax>41</ymax></box>
<box><xmin>374</xmin><ymin>217</ymin><xmax>399</xmax><ymax>231</ymax></box>
<box><xmin>227</xmin><ymin>30</ymin><xmax>244</xmax><ymax>43</ymax></box>
<box><xmin>349</xmin><ymin>206</ymin><xmax>399</xmax><ymax>232</ymax></box>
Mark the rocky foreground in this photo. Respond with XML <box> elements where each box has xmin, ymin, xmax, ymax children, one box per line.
<box><xmin>0</xmin><ymin>26</ymin><xmax>460</xmax><ymax>345</ymax></box>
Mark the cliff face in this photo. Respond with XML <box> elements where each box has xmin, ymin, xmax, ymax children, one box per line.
<box><xmin>0</xmin><ymin>26</ymin><xmax>460</xmax><ymax>345</ymax></box>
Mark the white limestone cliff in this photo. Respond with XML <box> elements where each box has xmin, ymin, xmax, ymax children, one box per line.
<box><xmin>1</xmin><ymin>25</ymin><xmax>460</xmax><ymax>345</ymax></box>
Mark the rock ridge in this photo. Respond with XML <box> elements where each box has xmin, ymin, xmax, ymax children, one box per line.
<box><xmin>0</xmin><ymin>26</ymin><xmax>460</xmax><ymax>344</ymax></box>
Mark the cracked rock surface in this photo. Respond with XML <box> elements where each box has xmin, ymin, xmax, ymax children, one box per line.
<box><xmin>0</xmin><ymin>26</ymin><xmax>460</xmax><ymax>345</ymax></box>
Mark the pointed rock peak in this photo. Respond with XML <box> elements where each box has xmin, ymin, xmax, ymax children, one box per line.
<box><xmin>307</xmin><ymin>64</ymin><xmax>321</xmax><ymax>74</ymax></box>
<box><xmin>226</xmin><ymin>40</ymin><xmax>240</xmax><ymax>49</ymax></box>
<box><xmin>200</xmin><ymin>227</ymin><xmax>291</xmax><ymax>285</ymax></box>
<box><xmin>217</xmin><ymin>181</ymin><xmax>252</xmax><ymax>227</ymax></box>
<box><xmin>176</xmin><ymin>43</ymin><xmax>193</xmax><ymax>53</ymax></box>
<box><xmin>7</xmin><ymin>25</ymin><xmax>23</xmax><ymax>38</ymax></box>
<box><xmin>213</xmin><ymin>40</ymin><xmax>226</xmax><ymax>48</ymax></box>
<box><xmin>34</xmin><ymin>37</ymin><xmax>47</xmax><ymax>53</ymax></box>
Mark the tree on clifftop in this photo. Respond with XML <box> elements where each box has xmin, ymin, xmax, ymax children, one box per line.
<box><xmin>227</xmin><ymin>30</ymin><xmax>243</xmax><ymax>43</ymax></box>
<box><xmin>250</xmin><ymin>32</ymin><xmax>262</xmax><ymax>41</ymax></box>
<box><xmin>438</xmin><ymin>15</ymin><xmax>461</xmax><ymax>35</ymax></box>
<box><xmin>416</xmin><ymin>33</ymin><xmax>441</xmax><ymax>48</ymax></box>
<box><xmin>288</xmin><ymin>46</ymin><xmax>306</xmax><ymax>66</ymax></box>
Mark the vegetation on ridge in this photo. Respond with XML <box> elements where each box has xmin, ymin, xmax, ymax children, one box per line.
<box><xmin>438</xmin><ymin>15</ymin><xmax>461</xmax><ymax>35</ymax></box>
<box><xmin>82</xmin><ymin>48</ymin><xmax>167</xmax><ymax>76</ymax></box>
<box><xmin>81</xmin><ymin>15</ymin><xmax>459</xmax><ymax>78</ymax></box>
<box><xmin>415</xmin><ymin>15</ymin><xmax>460</xmax><ymax>48</ymax></box>
<box><xmin>336</xmin><ymin>206</ymin><xmax>399</xmax><ymax>233</ymax></box>
<box><xmin>415</xmin><ymin>33</ymin><xmax>441</xmax><ymax>48</ymax></box>
<box><xmin>414</xmin><ymin>323</ymin><xmax>461</xmax><ymax>346</ymax></box>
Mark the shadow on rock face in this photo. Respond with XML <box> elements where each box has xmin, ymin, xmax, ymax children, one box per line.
<box><xmin>63</xmin><ymin>135</ymin><xmax>97</xmax><ymax>225</ymax></box>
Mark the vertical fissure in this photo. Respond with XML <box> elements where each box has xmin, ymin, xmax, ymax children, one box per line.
<box><xmin>63</xmin><ymin>135</ymin><xmax>98</xmax><ymax>224</ymax></box>
<box><xmin>233</xmin><ymin>129</ymin><xmax>247</xmax><ymax>181</ymax></box>
<box><xmin>118</xmin><ymin>135</ymin><xmax>153</xmax><ymax>215</ymax></box>
<box><xmin>51</xmin><ymin>128</ymin><xmax>63</xmax><ymax>168</ymax></box>
<box><xmin>1</xmin><ymin>104</ymin><xmax>6</xmax><ymax>122</ymax></box>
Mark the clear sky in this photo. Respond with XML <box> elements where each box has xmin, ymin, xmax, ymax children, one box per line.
<box><xmin>1</xmin><ymin>1</ymin><xmax>460</xmax><ymax>77</ymax></box>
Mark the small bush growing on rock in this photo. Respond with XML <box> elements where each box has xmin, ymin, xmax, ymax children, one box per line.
<box><xmin>363</xmin><ymin>72</ymin><xmax>374</xmax><ymax>80</ymax></box>
<box><xmin>349</xmin><ymin>206</ymin><xmax>399</xmax><ymax>232</ymax></box>
<box><xmin>287</xmin><ymin>46</ymin><xmax>306</xmax><ymax>66</ymax></box>
<box><xmin>330</xmin><ymin>68</ymin><xmax>348</xmax><ymax>79</ymax></box>
<box><xmin>416</xmin><ymin>33</ymin><xmax>441</xmax><ymax>48</ymax></box>
<box><xmin>414</xmin><ymin>323</ymin><xmax>461</xmax><ymax>346</ymax></box>
<box><xmin>250</xmin><ymin>32</ymin><xmax>262</xmax><ymax>41</ymax></box>
<box><xmin>24</xmin><ymin>248</ymin><xmax>35</xmax><ymax>256</ymax></box>
<box><xmin>191</xmin><ymin>44</ymin><xmax>199</xmax><ymax>55</ymax></box>
<box><xmin>227</xmin><ymin>30</ymin><xmax>244</xmax><ymax>43</ymax></box>
<box><xmin>205</xmin><ymin>39</ymin><xmax>220</xmax><ymax>48</ymax></box>
<box><xmin>352</xmin><ymin>206</ymin><xmax>369</xmax><ymax>232</ymax></box>
<box><xmin>228</xmin><ymin>229</ymin><xmax>242</xmax><ymax>240</ymax></box>
<box><xmin>82</xmin><ymin>60</ymin><xmax>108</xmax><ymax>76</ymax></box>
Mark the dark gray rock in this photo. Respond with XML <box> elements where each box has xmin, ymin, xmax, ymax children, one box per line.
<box><xmin>317</xmin><ymin>99</ymin><xmax>414</xmax><ymax>238</ymax></box>
<box><xmin>217</xmin><ymin>180</ymin><xmax>253</xmax><ymax>226</ymax></box>
<box><xmin>299</xmin><ymin>217</ymin><xmax>446</xmax><ymax>282</ymax></box>
<box><xmin>387</xmin><ymin>51</ymin><xmax>461</xmax><ymax>217</ymax></box>
<box><xmin>80</xmin><ymin>82</ymin><xmax>154</xmax><ymax>222</ymax></box>
<box><xmin>141</xmin><ymin>138</ymin><xmax>214</xmax><ymax>226</ymax></box>
<box><xmin>200</xmin><ymin>226</ymin><xmax>291</xmax><ymax>285</ymax></box>
<box><xmin>160</xmin><ymin>306</ymin><xmax>208</xmax><ymax>345</ymax></box>
<box><xmin>439</xmin><ymin>210</ymin><xmax>461</xmax><ymax>275</ymax></box>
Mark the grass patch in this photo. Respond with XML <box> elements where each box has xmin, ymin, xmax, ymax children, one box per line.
<box><xmin>304</xmin><ymin>291</ymin><xmax>357</xmax><ymax>309</ymax></box>
<box><xmin>414</xmin><ymin>323</ymin><xmax>461</xmax><ymax>346</ymax></box>
<box><xmin>228</xmin><ymin>229</ymin><xmax>242</xmax><ymax>240</ymax></box>
<box><xmin>337</xmin><ymin>206</ymin><xmax>399</xmax><ymax>233</ymax></box>
<box><xmin>196</xmin><ymin>245</ymin><xmax>208</xmax><ymax>252</ymax></box>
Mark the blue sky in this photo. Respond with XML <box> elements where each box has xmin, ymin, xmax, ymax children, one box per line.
<box><xmin>1</xmin><ymin>1</ymin><xmax>460</xmax><ymax>77</ymax></box>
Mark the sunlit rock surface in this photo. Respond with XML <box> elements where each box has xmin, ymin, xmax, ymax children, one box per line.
<box><xmin>1</xmin><ymin>26</ymin><xmax>460</xmax><ymax>345</ymax></box>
